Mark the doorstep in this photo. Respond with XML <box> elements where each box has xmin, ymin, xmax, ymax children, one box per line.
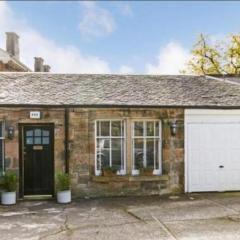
<box><xmin>22</xmin><ymin>195</ymin><xmax>54</xmax><ymax>200</ymax></box>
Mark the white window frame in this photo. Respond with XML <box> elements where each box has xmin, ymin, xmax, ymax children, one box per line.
<box><xmin>132</xmin><ymin>120</ymin><xmax>162</xmax><ymax>176</ymax></box>
<box><xmin>0</xmin><ymin>122</ymin><xmax>5</xmax><ymax>176</ymax></box>
<box><xmin>95</xmin><ymin>120</ymin><xmax>126</xmax><ymax>176</ymax></box>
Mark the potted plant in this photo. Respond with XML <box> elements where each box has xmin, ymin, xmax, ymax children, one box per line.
<box><xmin>1</xmin><ymin>171</ymin><xmax>17</xmax><ymax>205</ymax></box>
<box><xmin>140</xmin><ymin>167</ymin><xmax>154</xmax><ymax>176</ymax></box>
<box><xmin>102</xmin><ymin>165</ymin><xmax>118</xmax><ymax>177</ymax></box>
<box><xmin>56</xmin><ymin>172</ymin><xmax>71</xmax><ymax>204</ymax></box>
<box><xmin>131</xmin><ymin>160</ymin><xmax>143</xmax><ymax>176</ymax></box>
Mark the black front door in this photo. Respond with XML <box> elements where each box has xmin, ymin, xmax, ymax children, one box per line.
<box><xmin>22</xmin><ymin>124</ymin><xmax>54</xmax><ymax>195</ymax></box>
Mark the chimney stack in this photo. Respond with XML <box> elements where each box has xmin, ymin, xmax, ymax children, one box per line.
<box><xmin>6</xmin><ymin>32</ymin><xmax>20</xmax><ymax>60</ymax></box>
<box><xmin>43</xmin><ymin>65</ymin><xmax>51</xmax><ymax>72</ymax></box>
<box><xmin>34</xmin><ymin>57</ymin><xmax>44</xmax><ymax>72</ymax></box>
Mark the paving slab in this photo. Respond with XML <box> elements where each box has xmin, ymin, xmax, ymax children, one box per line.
<box><xmin>0</xmin><ymin>193</ymin><xmax>240</xmax><ymax>240</ymax></box>
<box><xmin>45</xmin><ymin>221</ymin><xmax>172</xmax><ymax>240</ymax></box>
<box><xmin>198</xmin><ymin>192</ymin><xmax>240</xmax><ymax>212</ymax></box>
<box><xmin>127</xmin><ymin>198</ymin><xmax>236</xmax><ymax>222</ymax></box>
<box><xmin>166</xmin><ymin>216</ymin><xmax>240</xmax><ymax>240</ymax></box>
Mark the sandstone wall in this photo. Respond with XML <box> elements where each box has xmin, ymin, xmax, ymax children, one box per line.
<box><xmin>0</xmin><ymin>107</ymin><xmax>184</xmax><ymax>198</ymax></box>
<box><xmin>69</xmin><ymin>108</ymin><xmax>184</xmax><ymax>197</ymax></box>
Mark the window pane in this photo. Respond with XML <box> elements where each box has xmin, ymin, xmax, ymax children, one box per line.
<box><xmin>26</xmin><ymin>130</ymin><xmax>33</xmax><ymax>137</ymax></box>
<box><xmin>100</xmin><ymin>121</ymin><xmax>110</xmax><ymax>136</ymax></box>
<box><xmin>42</xmin><ymin>137</ymin><xmax>49</xmax><ymax>145</ymax></box>
<box><xmin>0</xmin><ymin>139</ymin><xmax>3</xmax><ymax>175</ymax></box>
<box><xmin>97</xmin><ymin>121</ymin><xmax>101</xmax><ymax>137</ymax></box>
<box><xmin>42</xmin><ymin>130</ymin><xmax>49</xmax><ymax>136</ymax></box>
<box><xmin>134</xmin><ymin>139</ymin><xmax>144</xmax><ymax>169</ymax></box>
<box><xmin>0</xmin><ymin>123</ymin><xmax>2</xmax><ymax>137</ymax></box>
<box><xmin>155</xmin><ymin>122</ymin><xmax>159</xmax><ymax>137</ymax></box>
<box><xmin>34</xmin><ymin>137</ymin><xmax>41</xmax><ymax>144</ymax></box>
<box><xmin>97</xmin><ymin>139</ymin><xmax>110</xmax><ymax>167</ymax></box>
<box><xmin>111</xmin><ymin>121</ymin><xmax>122</xmax><ymax>136</ymax></box>
<box><xmin>155</xmin><ymin>140</ymin><xmax>160</xmax><ymax>169</ymax></box>
<box><xmin>112</xmin><ymin>138</ymin><xmax>123</xmax><ymax>168</ymax></box>
<box><xmin>146</xmin><ymin>139</ymin><xmax>154</xmax><ymax>168</ymax></box>
<box><xmin>34</xmin><ymin>129</ymin><xmax>41</xmax><ymax>136</ymax></box>
<box><xmin>147</xmin><ymin>122</ymin><xmax>154</xmax><ymax>136</ymax></box>
<box><xmin>26</xmin><ymin>137</ymin><xmax>33</xmax><ymax>145</ymax></box>
<box><xmin>97</xmin><ymin>138</ymin><xmax>110</xmax><ymax>149</ymax></box>
<box><xmin>134</xmin><ymin>122</ymin><xmax>143</xmax><ymax>136</ymax></box>
<box><xmin>100</xmin><ymin>149</ymin><xmax>110</xmax><ymax>167</ymax></box>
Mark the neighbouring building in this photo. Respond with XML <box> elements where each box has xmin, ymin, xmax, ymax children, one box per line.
<box><xmin>0</xmin><ymin>32</ymin><xmax>50</xmax><ymax>72</ymax></box>
<box><xmin>0</xmin><ymin>73</ymin><xmax>240</xmax><ymax>199</ymax></box>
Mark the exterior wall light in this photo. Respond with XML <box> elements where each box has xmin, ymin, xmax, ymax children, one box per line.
<box><xmin>7</xmin><ymin>126</ymin><xmax>15</xmax><ymax>140</ymax></box>
<box><xmin>170</xmin><ymin>121</ymin><xmax>177</xmax><ymax>136</ymax></box>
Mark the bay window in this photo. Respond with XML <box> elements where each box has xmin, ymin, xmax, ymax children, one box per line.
<box><xmin>132</xmin><ymin>120</ymin><xmax>162</xmax><ymax>175</ymax></box>
<box><xmin>95</xmin><ymin>120</ymin><xmax>125</xmax><ymax>175</ymax></box>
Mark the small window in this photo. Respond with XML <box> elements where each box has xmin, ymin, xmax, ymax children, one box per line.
<box><xmin>0</xmin><ymin>122</ymin><xmax>5</xmax><ymax>176</ymax></box>
<box><xmin>132</xmin><ymin>120</ymin><xmax>162</xmax><ymax>175</ymax></box>
<box><xmin>95</xmin><ymin>120</ymin><xmax>125</xmax><ymax>176</ymax></box>
<box><xmin>26</xmin><ymin>129</ymin><xmax>50</xmax><ymax>145</ymax></box>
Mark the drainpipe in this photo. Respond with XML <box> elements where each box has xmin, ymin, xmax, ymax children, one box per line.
<box><xmin>64</xmin><ymin>108</ymin><xmax>69</xmax><ymax>174</ymax></box>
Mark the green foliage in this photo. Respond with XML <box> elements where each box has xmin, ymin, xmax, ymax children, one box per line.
<box><xmin>184</xmin><ymin>33</ymin><xmax>240</xmax><ymax>75</ymax></box>
<box><xmin>102</xmin><ymin>165</ymin><xmax>118</xmax><ymax>174</ymax></box>
<box><xmin>56</xmin><ymin>172</ymin><xmax>70</xmax><ymax>191</ymax></box>
<box><xmin>224</xmin><ymin>35</ymin><xmax>240</xmax><ymax>74</ymax></box>
<box><xmin>2</xmin><ymin>171</ymin><xmax>17</xmax><ymax>192</ymax></box>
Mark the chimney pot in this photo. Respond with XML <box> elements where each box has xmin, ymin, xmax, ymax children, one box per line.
<box><xmin>43</xmin><ymin>65</ymin><xmax>51</xmax><ymax>72</ymax></box>
<box><xmin>6</xmin><ymin>32</ymin><xmax>20</xmax><ymax>60</ymax></box>
<box><xmin>34</xmin><ymin>57</ymin><xmax>44</xmax><ymax>72</ymax></box>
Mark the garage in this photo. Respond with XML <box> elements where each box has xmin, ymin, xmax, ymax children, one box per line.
<box><xmin>185</xmin><ymin>109</ymin><xmax>240</xmax><ymax>192</ymax></box>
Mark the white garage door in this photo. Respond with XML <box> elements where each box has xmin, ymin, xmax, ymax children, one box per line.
<box><xmin>185</xmin><ymin>109</ymin><xmax>240</xmax><ymax>192</ymax></box>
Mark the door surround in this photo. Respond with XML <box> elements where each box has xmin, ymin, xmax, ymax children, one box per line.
<box><xmin>19</xmin><ymin>123</ymin><xmax>54</xmax><ymax>198</ymax></box>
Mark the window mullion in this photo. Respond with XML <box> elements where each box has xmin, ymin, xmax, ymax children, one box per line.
<box><xmin>0</xmin><ymin>122</ymin><xmax>4</xmax><ymax>175</ymax></box>
<box><xmin>132</xmin><ymin>122</ymin><xmax>135</xmax><ymax>170</ymax></box>
<box><xmin>144</xmin><ymin>121</ymin><xmax>147</xmax><ymax>168</ymax></box>
<box><xmin>154</xmin><ymin>122</ymin><xmax>156</xmax><ymax>170</ymax></box>
<box><xmin>110</xmin><ymin>121</ymin><xmax>112</xmax><ymax>167</ymax></box>
<box><xmin>121</xmin><ymin>121</ymin><xmax>123</xmax><ymax>171</ymax></box>
<box><xmin>159</xmin><ymin>121</ymin><xmax>162</xmax><ymax>174</ymax></box>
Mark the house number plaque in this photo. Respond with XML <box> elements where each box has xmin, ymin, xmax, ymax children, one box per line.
<box><xmin>30</xmin><ymin>111</ymin><xmax>41</xmax><ymax>119</ymax></box>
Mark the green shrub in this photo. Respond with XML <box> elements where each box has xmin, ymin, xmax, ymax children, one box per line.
<box><xmin>2</xmin><ymin>171</ymin><xmax>17</xmax><ymax>192</ymax></box>
<box><xmin>102</xmin><ymin>165</ymin><xmax>118</xmax><ymax>173</ymax></box>
<box><xmin>56</xmin><ymin>172</ymin><xmax>70</xmax><ymax>191</ymax></box>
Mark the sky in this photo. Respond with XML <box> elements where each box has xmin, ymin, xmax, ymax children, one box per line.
<box><xmin>1</xmin><ymin>1</ymin><xmax>240</xmax><ymax>74</ymax></box>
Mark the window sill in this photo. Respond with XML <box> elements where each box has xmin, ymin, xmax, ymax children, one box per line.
<box><xmin>92</xmin><ymin>174</ymin><xmax>169</xmax><ymax>183</ymax></box>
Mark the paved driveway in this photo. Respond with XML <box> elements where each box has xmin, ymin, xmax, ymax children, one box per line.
<box><xmin>1</xmin><ymin>193</ymin><xmax>240</xmax><ymax>240</ymax></box>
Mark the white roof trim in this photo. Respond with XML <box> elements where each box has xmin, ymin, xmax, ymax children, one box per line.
<box><xmin>206</xmin><ymin>75</ymin><xmax>240</xmax><ymax>86</ymax></box>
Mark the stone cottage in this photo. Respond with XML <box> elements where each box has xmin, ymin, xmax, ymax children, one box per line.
<box><xmin>1</xmin><ymin>73</ymin><xmax>240</xmax><ymax>199</ymax></box>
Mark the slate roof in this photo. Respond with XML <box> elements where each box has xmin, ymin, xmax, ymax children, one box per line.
<box><xmin>0</xmin><ymin>73</ymin><xmax>240</xmax><ymax>107</ymax></box>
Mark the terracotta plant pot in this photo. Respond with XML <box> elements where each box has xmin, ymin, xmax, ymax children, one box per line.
<box><xmin>103</xmin><ymin>170</ymin><xmax>116</xmax><ymax>177</ymax></box>
<box><xmin>141</xmin><ymin>168</ymin><xmax>154</xmax><ymax>176</ymax></box>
